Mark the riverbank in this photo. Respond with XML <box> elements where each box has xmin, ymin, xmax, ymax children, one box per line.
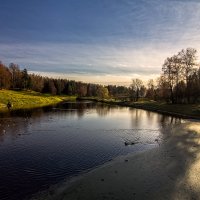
<box><xmin>31</xmin><ymin>121</ymin><xmax>200</xmax><ymax>200</ymax></box>
<box><xmin>77</xmin><ymin>97</ymin><xmax>200</xmax><ymax>120</ymax></box>
<box><xmin>0</xmin><ymin>90</ymin><xmax>76</xmax><ymax>112</ymax></box>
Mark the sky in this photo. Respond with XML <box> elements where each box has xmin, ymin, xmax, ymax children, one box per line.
<box><xmin>0</xmin><ymin>0</ymin><xmax>200</xmax><ymax>85</ymax></box>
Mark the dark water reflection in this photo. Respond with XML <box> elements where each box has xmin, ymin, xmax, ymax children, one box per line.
<box><xmin>0</xmin><ymin>101</ymin><xmax>184</xmax><ymax>200</ymax></box>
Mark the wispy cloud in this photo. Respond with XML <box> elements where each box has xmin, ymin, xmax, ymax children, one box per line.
<box><xmin>1</xmin><ymin>0</ymin><xmax>200</xmax><ymax>84</ymax></box>
<box><xmin>1</xmin><ymin>40</ymin><xmax>200</xmax><ymax>79</ymax></box>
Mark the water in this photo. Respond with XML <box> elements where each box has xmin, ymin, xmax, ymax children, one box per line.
<box><xmin>0</xmin><ymin>101</ymin><xmax>183</xmax><ymax>200</ymax></box>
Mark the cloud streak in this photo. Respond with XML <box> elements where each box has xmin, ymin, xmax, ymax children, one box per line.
<box><xmin>1</xmin><ymin>0</ymin><xmax>200</xmax><ymax>84</ymax></box>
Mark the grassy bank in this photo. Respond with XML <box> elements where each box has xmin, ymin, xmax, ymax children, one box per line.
<box><xmin>0</xmin><ymin>90</ymin><xmax>76</xmax><ymax>112</ymax></box>
<box><xmin>125</xmin><ymin>101</ymin><xmax>200</xmax><ymax>119</ymax></box>
<box><xmin>77</xmin><ymin>97</ymin><xmax>200</xmax><ymax>119</ymax></box>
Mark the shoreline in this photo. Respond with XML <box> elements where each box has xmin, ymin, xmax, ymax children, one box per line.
<box><xmin>31</xmin><ymin>121</ymin><xmax>200</xmax><ymax>200</ymax></box>
<box><xmin>1</xmin><ymin>90</ymin><xmax>199</xmax><ymax>120</ymax></box>
<box><xmin>31</xmin><ymin>144</ymin><xmax>158</xmax><ymax>200</ymax></box>
<box><xmin>77</xmin><ymin>97</ymin><xmax>200</xmax><ymax>120</ymax></box>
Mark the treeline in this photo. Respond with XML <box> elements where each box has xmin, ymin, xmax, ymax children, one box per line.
<box><xmin>149</xmin><ymin>48</ymin><xmax>200</xmax><ymax>103</ymax></box>
<box><xmin>0</xmin><ymin>61</ymin><xmax>129</xmax><ymax>98</ymax></box>
<box><xmin>131</xmin><ymin>48</ymin><xmax>200</xmax><ymax>104</ymax></box>
<box><xmin>1</xmin><ymin>47</ymin><xmax>200</xmax><ymax>104</ymax></box>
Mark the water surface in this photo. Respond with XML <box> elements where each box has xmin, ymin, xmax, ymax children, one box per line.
<box><xmin>0</xmin><ymin>101</ymin><xmax>183</xmax><ymax>200</ymax></box>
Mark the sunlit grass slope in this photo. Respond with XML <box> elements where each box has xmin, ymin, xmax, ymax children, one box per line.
<box><xmin>0</xmin><ymin>89</ymin><xmax>75</xmax><ymax>111</ymax></box>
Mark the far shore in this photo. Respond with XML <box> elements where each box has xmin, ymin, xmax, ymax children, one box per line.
<box><xmin>77</xmin><ymin>97</ymin><xmax>200</xmax><ymax>120</ymax></box>
<box><xmin>31</xmin><ymin>121</ymin><xmax>200</xmax><ymax>200</ymax></box>
<box><xmin>1</xmin><ymin>90</ymin><xmax>199</xmax><ymax>121</ymax></box>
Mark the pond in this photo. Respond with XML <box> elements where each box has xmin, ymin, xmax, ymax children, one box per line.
<box><xmin>0</xmin><ymin>101</ymin><xmax>183</xmax><ymax>200</ymax></box>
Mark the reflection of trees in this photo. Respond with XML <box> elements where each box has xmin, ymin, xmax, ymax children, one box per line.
<box><xmin>159</xmin><ymin>115</ymin><xmax>182</xmax><ymax>127</ymax></box>
<box><xmin>56</xmin><ymin>101</ymin><xmax>114</xmax><ymax>118</ymax></box>
<box><xmin>129</xmin><ymin>108</ymin><xmax>157</xmax><ymax>129</ymax></box>
<box><xmin>129</xmin><ymin>107</ymin><xmax>183</xmax><ymax>130</ymax></box>
<box><xmin>0</xmin><ymin>102</ymin><xmax>110</xmax><ymax>142</ymax></box>
<box><xmin>77</xmin><ymin>102</ymin><xmax>87</xmax><ymax>110</ymax></box>
<box><xmin>55</xmin><ymin>103</ymin><xmax>91</xmax><ymax>118</ymax></box>
<box><xmin>77</xmin><ymin>109</ymin><xmax>85</xmax><ymax>118</ymax></box>
<box><xmin>96</xmin><ymin>104</ymin><xmax>111</xmax><ymax>117</ymax></box>
<box><xmin>129</xmin><ymin>108</ymin><xmax>141</xmax><ymax>128</ymax></box>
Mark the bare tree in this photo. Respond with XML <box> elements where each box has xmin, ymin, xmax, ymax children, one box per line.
<box><xmin>171</xmin><ymin>55</ymin><xmax>182</xmax><ymax>103</ymax></box>
<box><xmin>178</xmin><ymin>48</ymin><xmax>198</xmax><ymax>103</ymax></box>
<box><xmin>156</xmin><ymin>75</ymin><xmax>170</xmax><ymax>101</ymax></box>
<box><xmin>130</xmin><ymin>79</ymin><xmax>143</xmax><ymax>101</ymax></box>
<box><xmin>146</xmin><ymin>79</ymin><xmax>157</xmax><ymax>100</ymax></box>
<box><xmin>162</xmin><ymin>57</ymin><xmax>176</xmax><ymax>103</ymax></box>
<box><xmin>9</xmin><ymin>63</ymin><xmax>21</xmax><ymax>89</ymax></box>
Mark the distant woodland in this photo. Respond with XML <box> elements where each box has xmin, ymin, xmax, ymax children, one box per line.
<box><xmin>0</xmin><ymin>48</ymin><xmax>200</xmax><ymax>104</ymax></box>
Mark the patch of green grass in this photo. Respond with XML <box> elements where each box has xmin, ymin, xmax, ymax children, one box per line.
<box><xmin>124</xmin><ymin>101</ymin><xmax>200</xmax><ymax>119</ymax></box>
<box><xmin>0</xmin><ymin>89</ymin><xmax>76</xmax><ymax>112</ymax></box>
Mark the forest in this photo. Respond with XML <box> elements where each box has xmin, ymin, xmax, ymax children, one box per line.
<box><xmin>0</xmin><ymin>47</ymin><xmax>200</xmax><ymax>104</ymax></box>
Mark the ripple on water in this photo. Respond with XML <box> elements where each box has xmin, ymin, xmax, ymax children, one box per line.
<box><xmin>0</xmin><ymin>102</ymin><xmax>182</xmax><ymax>200</ymax></box>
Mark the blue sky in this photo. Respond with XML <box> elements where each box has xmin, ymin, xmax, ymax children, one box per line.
<box><xmin>0</xmin><ymin>0</ymin><xmax>200</xmax><ymax>85</ymax></box>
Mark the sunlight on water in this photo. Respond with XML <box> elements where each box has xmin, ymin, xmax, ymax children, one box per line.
<box><xmin>186</xmin><ymin>123</ymin><xmax>200</xmax><ymax>135</ymax></box>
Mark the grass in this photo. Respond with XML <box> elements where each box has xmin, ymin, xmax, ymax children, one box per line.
<box><xmin>126</xmin><ymin>101</ymin><xmax>200</xmax><ymax>119</ymax></box>
<box><xmin>0</xmin><ymin>89</ymin><xmax>76</xmax><ymax>112</ymax></box>
<box><xmin>3</xmin><ymin>90</ymin><xmax>198</xmax><ymax>119</ymax></box>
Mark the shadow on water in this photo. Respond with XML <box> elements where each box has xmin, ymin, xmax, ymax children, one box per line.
<box><xmin>127</xmin><ymin>108</ymin><xmax>200</xmax><ymax>199</ymax></box>
<box><xmin>117</xmin><ymin>108</ymin><xmax>200</xmax><ymax>200</ymax></box>
<box><xmin>132</xmin><ymin>121</ymin><xmax>200</xmax><ymax>200</ymax></box>
<box><xmin>163</xmin><ymin>123</ymin><xmax>200</xmax><ymax>200</ymax></box>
